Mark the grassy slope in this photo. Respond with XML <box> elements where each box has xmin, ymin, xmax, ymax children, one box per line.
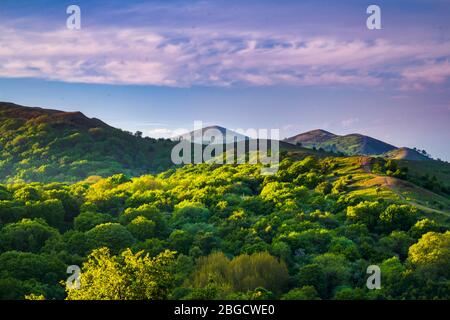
<box><xmin>330</xmin><ymin>156</ymin><xmax>450</xmax><ymax>224</ymax></box>
<box><xmin>384</xmin><ymin>148</ymin><xmax>431</xmax><ymax>161</ymax></box>
<box><xmin>316</xmin><ymin>134</ymin><xmax>397</xmax><ymax>155</ymax></box>
<box><xmin>286</xmin><ymin>130</ymin><xmax>397</xmax><ymax>156</ymax></box>
<box><xmin>399</xmin><ymin>159</ymin><xmax>450</xmax><ymax>187</ymax></box>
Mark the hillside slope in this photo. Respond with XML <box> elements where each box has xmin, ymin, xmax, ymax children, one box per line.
<box><xmin>384</xmin><ymin>147</ymin><xmax>431</xmax><ymax>161</ymax></box>
<box><xmin>285</xmin><ymin>130</ymin><xmax>398</xmax><ymax>156</ymax></box>
<box><xmin>284</xmin><ymin>129</ymin><xmax>337</xmax><ymax>144</ymax></box>
<box><xmin>0</xmin><ymin>102</ymin><xmax>176</xmax><ymax>183</ymax></box>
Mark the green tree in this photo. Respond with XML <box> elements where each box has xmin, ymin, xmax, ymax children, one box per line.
<box><xmin>0</xmin><ymin>201</ymin><xmax>26</xmax><ymax>225</ymax></box>
<box><xmin>66</xmin><ymin>247</ymin><xmax>176</xmax><ymax>300</ymax></box>
<box><xmin>229</xmin><ymin>252</ymin><xmax>289</xmax><ymax>293</ymax></box>
<box><xmin>379</xmin><ymin>256</ymin><xmax>406</xmax><ymax>297</ymax></box>
<box><xmin>380</xmin><ymin>204</ymin><xmax>417</xmax><ymax>232</ymax></box>
<box><xmin>0</xmin><ymin>218</ymin><xmax>59</xmax><ymax>252</ymax></box>
<box><xmin>298</xmin><ymin>253</ymin><xmax>352</xmax><ymax>298</ymax></box>
<box><xmin>169</xmin><ymin>230</ymin><xmax>193</xmax><ymax>255</ymax></box>
<box><xmin>13</xmin><ymin>186</ymin><xmax>41</xmax><ymax>202</ymax></box>
<box><xmin>25</xmin><ymin>199</ymin><xmax>65</xmax><ymax>229</ymax></box>
<box><xmin>127</xmin><ymin>216</ymin><xmax>156</xmax><ymax>241</ymax></box>
<box><xmin>74</xmin><ymin>211</ymin><xmax>114</xmax><ymax>232</ymax></box>
<box><xmin>346</xmin><ymin>201</ymin><xmax>384</xmax><ymax>230</ymax></box>
<box><xmin>85</xmin><ymin>223</ymin><xmax>136</xmax><ymax>254</ymax></box>
<box><xmin>409</xmin><ymin>218</ymin><xmax>440</xmax><ymax>239</ymax></box>
<box><xmin>0</xmin><ymin>251</ymin><xmax>65</xmax><ymax>299</ymax></box>
<box><xmin>281</xmin><ymin>286</ymin><xmax>321</xmax><ymax>300</ymax></box>
<box><xmin>379</xmin><ymin>231</ymin><xmax>414</xmax><ymax>260</ymax></box>
<box><xmin>334</xmin><ymin>287</ymin><xmax>367</xmax><ymax>300</ymax></box>
<box><xmin>190</xmin><ymin>252</ymin><xmax>289</xmax><ymax>295</ymax></box>
<box><xmin>407</xmin><ymin>231</ymin><xmax>450</xmax><ymax>278</ymax></box>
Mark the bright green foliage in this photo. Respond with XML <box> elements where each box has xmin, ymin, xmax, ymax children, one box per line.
<box><xmin>127</xmin><ymin>216</ymin><xmax>156</xmax><ymax>241</ymax></box>
<box><xmin>380</xmin><ymin>204</ymin><xmax>417</xmax><ymax>232</ymax></box>
<box><xmin>409</xmin><ymin>219</ymin><xmax>440</xmax><ymax>239</ymax></box>
<box><xmin>408</xmin><ymin>231</ymin><xmax>450</xmax><ymax>278</ymax></box>
<box><xmin>66</xmin><ymin>247</ymin><xmax>176</xmax><ymax>300</ymax></box>
<box><xmin>346</xmin><ymin>201</ymin><xmax>384</xmax><ymax>230</ymax></box>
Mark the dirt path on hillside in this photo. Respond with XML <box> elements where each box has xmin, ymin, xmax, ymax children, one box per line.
<box><xmin>384</xmin><ymin>176</ymin><xmax>449</xmax><ymax>216</ymax></box>
<box><xmin>358</xmin><ymin>157</ymin><xmax>449</xmax><ymax>216</ymax></box>
<box><xmin>360</xmin><ymin>157</ymin><xmax>372</xmax><ymax>173</ymax></box>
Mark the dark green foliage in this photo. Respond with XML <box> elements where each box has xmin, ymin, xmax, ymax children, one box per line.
<box><xmin>0</xmin><ymin>219</ymin><xmax>59</xmax><ymax>253</ymax></box>
<box><xmin>85</xmin><ymin>223</ymin><xmax>136</xmax><ymax>254</ymax></box>
<box><xmin>74</xmin><ymin>211</ymin><xmax>114</xmax><ymax>232</ymax></box>
<box><xmin>0</xmin><ymin>251</ymin><xmax>66</xmax><ymax>299</ymax></box>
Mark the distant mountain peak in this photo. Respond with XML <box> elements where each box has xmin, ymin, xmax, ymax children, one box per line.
<box><xmin>284</xmin><ymin>129</ymin><xmax>337</xmax><ymax>144</ymax></box>
<box><xmin>308</xmin><ymin>129</ymin><xmax>335</xmax><ymax>135</ymax></box>
<box><xmin>176</xmin><ymin>125</ymin><xmax>249</xmax><ymax>144</ymax></box>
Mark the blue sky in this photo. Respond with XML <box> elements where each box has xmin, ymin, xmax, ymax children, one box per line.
<box><xmin>0</xmin><ymin>0</ymin><xmax>450</xmax><ymax>159</ymax></box>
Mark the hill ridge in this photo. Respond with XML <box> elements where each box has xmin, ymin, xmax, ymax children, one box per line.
<box><xmin>0</xmin><ymin>101</ymin><xmax>112</xmax><ymax>129</ymax></box>
<box><xmin>284</xmin><ymin>129</ymin><xmax>400</xmax><ymax>157</ymax></box>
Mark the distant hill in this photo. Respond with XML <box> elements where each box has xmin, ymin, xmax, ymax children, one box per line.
<box><xmin>285</xmin><ymin>129</ymin><xmax>398</xmax><ymax>156</ymax></box>
<box><xmin>285</xmin><ymin>129</ymin><xmax>337</xmax><ymax>144</ymax></box>
<box><xmin>384</xmin><ymin>147</ymin><xmax>431</xmax><ymax>161</ymax></box>
<box><xmin>0</xmin><ymin>102</ymin><xmax>112</xmax><ymax>129</ymax></box>
<box><xmin>0</xmin><ymin>102</ymin><xmax>176</xmax><ymax>183</ymax></box>
<box><xmin>177</xmin><ymin>125</ymin><xmax>249</xmax><ymax>144</ymax></box>
<box><xmin>0</xmin><ymin>102</ymin><xmax>437</xmax><ymax>184</ymax></box>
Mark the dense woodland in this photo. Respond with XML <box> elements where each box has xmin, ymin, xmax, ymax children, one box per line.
<box><xmin>0</xmin><ymin>156</ymin><xmax>449</xmax><ymax>300</ymax></box>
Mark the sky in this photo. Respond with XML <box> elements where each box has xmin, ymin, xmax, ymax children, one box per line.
<box><xmin>0</xmin><ymin>0</ymin><xmax>449</xmax><ymax>160</ymax></box>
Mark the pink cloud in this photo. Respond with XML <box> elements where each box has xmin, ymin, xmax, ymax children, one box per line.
<box><xmin>402</xmin><ymin>60</ymin><xmax>450</xmax><ymax>84</ymax></box>
<box><xmin>0</xmin><ymin>24</ymin><xmax>450</xmax><ymax>89</ymax></box>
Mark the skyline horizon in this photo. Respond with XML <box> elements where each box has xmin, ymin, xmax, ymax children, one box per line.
<box><xmin>0</xmin><ymin>99</ymin><xmax>440</xmax><ymax>161</ymax></box>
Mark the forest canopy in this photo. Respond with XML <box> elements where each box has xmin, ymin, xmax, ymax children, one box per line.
<box><xmin>1</xmin><ymin>155</ymin><xmax>449</xmax><ymax>300</ymax></box>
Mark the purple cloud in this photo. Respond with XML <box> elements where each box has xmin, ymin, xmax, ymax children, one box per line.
<box><xmin>1</xmin><ymin>20</ymin><xmax>450</xmax><ymax>89</ymax></box>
